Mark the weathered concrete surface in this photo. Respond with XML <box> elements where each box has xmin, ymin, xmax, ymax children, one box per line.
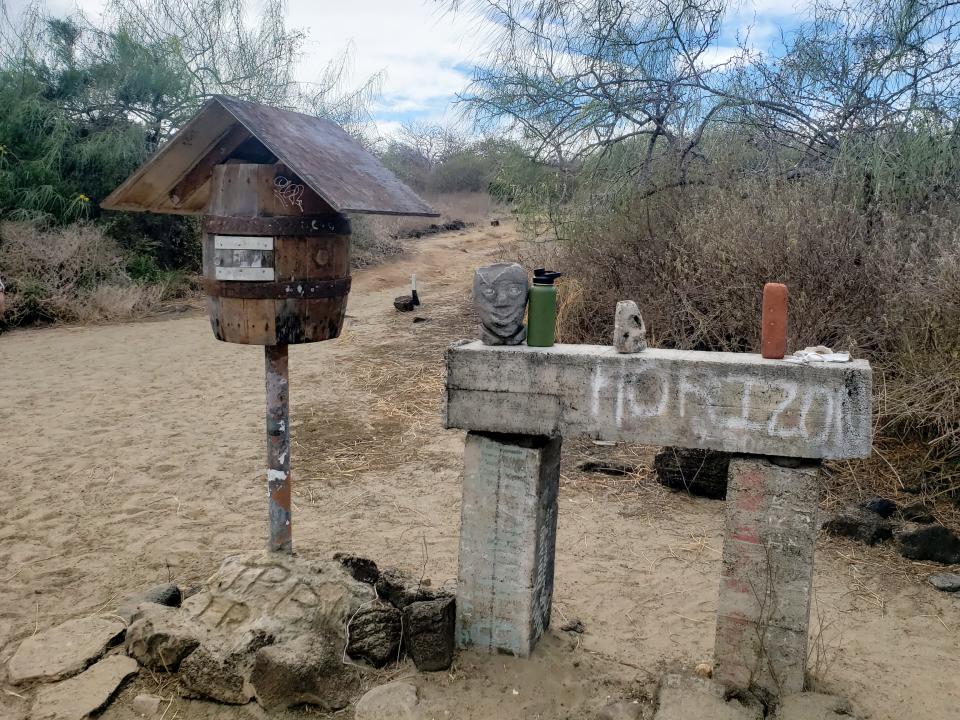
<box><xmin>444</xmin><ymin>342</ymin><xmax>872</xmax><ymax>459</ymax></box>
<box><xmin>714</xmin><ymin>458</ymin><xmax>820</xmax><ymax>696</ymax></box>
<box><xmin>31</xmin><ymin>655</ymin><xmax>138</xmax><ymax>720</ymax></box>
<box><xmin>180</xmin><ymin>553</ymin><xmax>375</xmax><ymax>646</ymax></box>
<box><xmin>249</xmin><ymin>634</ymin><xmax>362</xmax><ymax>711</ymax></box>
<box><xmin>7</xmin><ymin>616</ymin><xmax>126</xmax><ymax>685</ymax></box>
<box><xmin>613</xmin><ymin>301</ymin><xmax>647</xmax><ymax>353</ymax></box>
<box><xmin>170</xmin><ymin>552</ymin><xmax>374</xmax><ymax>704</ymax></box>
<box><xmin>457</xmin><ymin>432</ymin><xmax>561</xmax><ymax>656</ymax></box>
<box><xmin>125</xmin><ymin>604</ymin><xmax>205</xmax><ymax>671</ymax></box>
<box><xmin>653</xmin><ymin>673</ymin><xmax>763</xmax><ymax>720</ymax></box>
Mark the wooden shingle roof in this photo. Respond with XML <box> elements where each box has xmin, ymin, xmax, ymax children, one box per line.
<box><xmin>102</xmin><ymin>95</ymin><xmax>438</xmax><ymax>217</ymax></box>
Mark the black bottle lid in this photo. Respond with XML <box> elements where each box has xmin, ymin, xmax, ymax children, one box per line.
<box><xmin>533</xmin><ymin>268</ymin><xmax>563</xmax><ymax>285</ymax></box>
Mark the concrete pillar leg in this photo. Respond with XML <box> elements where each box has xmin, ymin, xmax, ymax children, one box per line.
<box><xmin>456</xmin><ymin>431</ymin><xmax>561</xmax><ymax>657</ymax></box>
<box><xmin>714</xmin><ymin>456</ymin><xmax>821</xmax><ymax>696</ymax></box>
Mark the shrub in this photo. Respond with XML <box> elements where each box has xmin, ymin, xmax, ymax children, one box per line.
<box><xmin>0</xmin><ymin>221</ymin><xmax>187</xmax><ymax>327</ymax></box>
<box><xmin>528</xmin><ymin>166</ymin><xmax>960</xmax><ymax>499</ymax></box>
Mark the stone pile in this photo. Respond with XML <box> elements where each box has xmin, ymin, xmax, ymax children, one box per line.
<box><xmin>3</xmin><ymin>552</ymin><xmax>456</xmax><ymax>718</ymax></box>
<box><xmin>824</xmin><ymin>496</ymin><xmax>960</xmax><ymax>570</ymax></box>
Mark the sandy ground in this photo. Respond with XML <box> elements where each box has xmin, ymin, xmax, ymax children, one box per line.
<box><xmin>1</xmin><ymin>222</ymin><xmax>958</xmax><ymax>720</ymax></box>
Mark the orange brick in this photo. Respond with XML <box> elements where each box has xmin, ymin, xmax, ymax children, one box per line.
<box><xmin>761</xmin><ymin>282</ymin><xmax>788</xmax><ymax>359</ymax></box>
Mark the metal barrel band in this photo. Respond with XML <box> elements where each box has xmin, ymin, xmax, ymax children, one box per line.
<box><xmin>202</xmin><ymin>214</ymin><xmax>352</xmax><ymax>236</ymax></box>
<box><xmin>203</xmin><ymin>276</ymin><xmax>352</xmax><ymax>299</ymax></box>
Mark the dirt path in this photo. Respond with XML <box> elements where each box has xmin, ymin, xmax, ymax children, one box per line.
<box><xmin>1</xmin><ymin>223</ymin><xmax>957</xmax><ymax>720</ymax></box>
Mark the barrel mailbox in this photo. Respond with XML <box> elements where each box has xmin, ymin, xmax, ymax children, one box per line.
<box><xmin>102</xmin><ymin>95</ymin><xmax>438</xmax><ymax>553</ymax></box>
<box><xmin>202</xmin><ymin>163</ymin><xmax>352</xmax><ymax>345</ymax></box>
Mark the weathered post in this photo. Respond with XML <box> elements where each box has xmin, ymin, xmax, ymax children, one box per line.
<box><xmin>102</xmin><ymin>96</ymin><xmax>438</xmax><ymax>553</ymax></box>
<box><xmin>457</xmin><ymin>432</ymin><xmax>561</xmax><ymax>656</ymax></box>
<box><xmin>714</xmin><ymin>456</ymin><xmax>821</xmax><ymax>694</ymax></box>
<box><xmin>265</xmin><ymin>344</ymin><xmax>291</xmax><ymax>553</ymax></box>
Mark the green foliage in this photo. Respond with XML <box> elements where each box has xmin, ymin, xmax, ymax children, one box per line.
<box><xmin>0</xmin><ymin>0</ymin><xmax>382</xmax><ymax>329</ymax></box>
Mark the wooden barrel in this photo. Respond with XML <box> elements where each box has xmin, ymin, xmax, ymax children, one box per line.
<box><xmin>201</xmin><ymin>163</ymin><xmax>351</xmax><ymax>345</ymax></box>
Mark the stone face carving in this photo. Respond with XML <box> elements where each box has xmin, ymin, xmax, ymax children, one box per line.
<box><xmin>614</xmin><ymin>300</ymin><xmax>647</xmax><ymax>353</ymax></box>
<box><xmin>474</xmin><ymin>263</ymin><xmax>528</xmax><ymax>345</ymax></box>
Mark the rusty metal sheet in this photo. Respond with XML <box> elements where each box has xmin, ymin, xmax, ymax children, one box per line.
<box><xmin>102</xmin><ymin>96</ymin><xmax>439</xmax><ymax>217</ymax></box>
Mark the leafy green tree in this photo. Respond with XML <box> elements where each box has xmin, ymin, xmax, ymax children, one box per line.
<box><xmin>0</xmin><ymin>0</ymin><xmax>380</xmax><ymax>226</ymax></box>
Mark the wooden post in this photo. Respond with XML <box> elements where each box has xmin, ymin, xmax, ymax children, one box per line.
<box><xmin>265</xmin><ymin>344</ymin><xmax>292</xmax><ymax>553</ymax></box>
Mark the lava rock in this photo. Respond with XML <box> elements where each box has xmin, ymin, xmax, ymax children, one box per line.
<box><xmin>347</xmin><ymin>601</ymin><xmax>402</xmax><ymax>667</ymax></box>
<box><xmin>402</xmin><ymin>597</ymin><xmax>455</xmax><ymax>672</ymax></box>
<box><xmin>860</xmin><ymin>497</ymin><xmax>897</xmax><ymax>518</ymax></box>
<box><xmin>654</xmin><ymin>448</ymin><xmax>730</xmax><ymax>499</ymax></box>
<box><xmin>490</xmin><ymin>219</ymin><xmax>500</xmax><ymax>226</ymax></box>
<box><xmin>355</xmin><ymin>681</ymin><xmax>422</xmax><ymax>720</ymax></box>
<box><xmin>901</xmin><ymin>502</ymin><xmax>935</xmax><ymax>524</ymax></box>
<box><xmin>30</xmin><ymin>655</ymin><xmax>138</xmax><ymax>720</ymax></box>
<box><xmin>7</xmin><ymin>616</ymin><xmax>126</xmax><ymax>685</ymax></box>
<box><xmin>250</xmin><ymin>634</ymin><xmax>361</xmax><ymax>711</ymax></box>
<box><xmin>394</xmin><ymin>295</ymin><xmax>415</xmax><ymax>312</ymax></box>
<box><xmin>375</xmin><ymin>567</ymin><xmax>439</xmax><ymax>609</ymax></box>
<box><xmin>927</xmin><ymin>573</ymin><xmax>960</xmax><ymax>592</ymax></box>
<box><xmin>823</xmin><ymin>506</ymin><xmax>893</xmax><ymax>545</ymax></box>
<box><xmin>897</xmin><ymin>524</ymin><xmax>960</xmax><ymax>564</ymax></box>
<box><xmin>560</xmin><ymin>618</ymin><xmax>585</xmax><ymax>633</ymax></box>
<box><xmin>578</xmin><ymin>460</ymin><xmax>639</xmax><ymax>476</ymax></box>
<box><xmin>125</xmin><ymin>604</ymin><xmax>204</xmax><ymax>672</ymax></box>
<box><xmin>333</xmin><ymin>553</ymin><xmax>379</xmax><ymax>584</ymax></box>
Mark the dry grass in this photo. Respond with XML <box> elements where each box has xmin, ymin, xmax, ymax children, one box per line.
<box><xmin>0</xmin><ymin>221</ymin><xmax>177</xmax><ymax>327</ymax></box>
<box><xmin>530</xmin><ymin>176</ymin><xmax>960</xmax><ymax>515</ymax></box>
<box><xmin>295</xmin><ymin>295</ymin><xmax>476</xmax><ymax>493</ymax></box>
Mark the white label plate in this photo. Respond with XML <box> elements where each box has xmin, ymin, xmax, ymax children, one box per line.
<box><xmin>214</xmin><ymin>235</ymin><xmax>274</xmax><ymax>251</ymax></box>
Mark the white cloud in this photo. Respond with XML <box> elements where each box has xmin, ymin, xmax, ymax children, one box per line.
<box><xmin>286</xmin><ymin>0</ymin><xmax>491</xmax><ymax>121</ymax></box>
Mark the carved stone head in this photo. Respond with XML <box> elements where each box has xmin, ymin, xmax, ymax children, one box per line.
<box><xmin>474</xmin><ymin>263</ymin><xmax>529</xmax><ymax>345</ymax></box>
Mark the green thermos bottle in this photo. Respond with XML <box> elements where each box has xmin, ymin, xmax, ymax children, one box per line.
<box><xmin>527</xmin><ymin>268</ymin><xmax>563</xmax><ymax>347</ymax></box>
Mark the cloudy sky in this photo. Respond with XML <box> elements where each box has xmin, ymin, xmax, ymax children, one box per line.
<box><xmin>4</xmin><ymin>0</ymin><xmax>812</xmax><ymax>136</ymax></box>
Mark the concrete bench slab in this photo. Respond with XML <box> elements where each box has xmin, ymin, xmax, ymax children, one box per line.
<box><xmin>444</xmin><ymin>342</ymin><xmax>872</xmax><ymax>460</ymax></box>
